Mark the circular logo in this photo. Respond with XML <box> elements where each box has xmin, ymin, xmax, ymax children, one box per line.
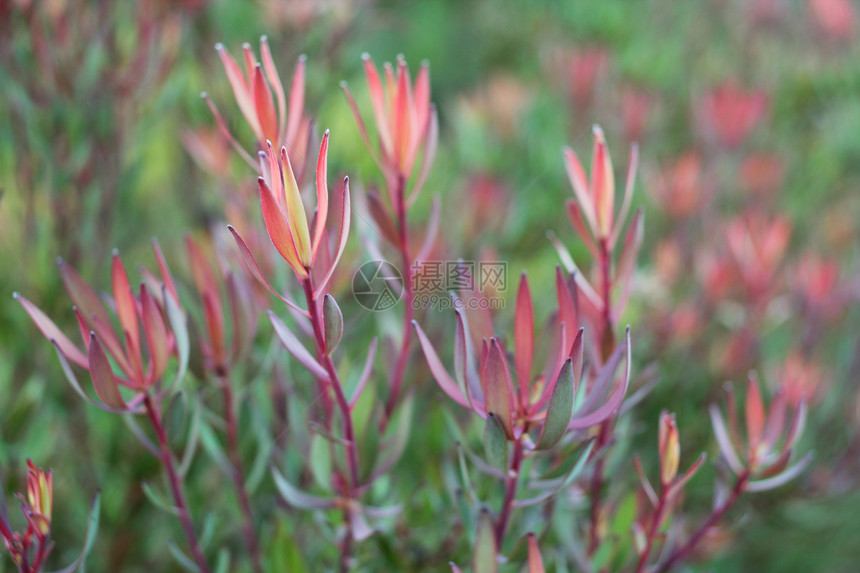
<box><xmin>352</xmin><ymin>260</ymin><xmax>403</xmax><ymax>311</ymax></box>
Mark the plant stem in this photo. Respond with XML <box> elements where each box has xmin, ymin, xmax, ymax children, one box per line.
<box><xmin>218</xmin><ymin>373</ymin><xmax>263</xmax><ymax>573</ymax></box>
<box><xmin>495</xmin><ymin>437</ymin><xmax>525</xmax><ymax>547</ymax></box>
<box><xmin>302</xmin><ymin>279</ymin><xmax>361</xmax><ymax>492</ymax></box>
<box><xmin>587</xmin><ymin>419</ymin><xmax>611</xmax><ymax>555</ymax></box>
<box><xmin>301</xmin><ymin>278</ymin><xmax>360</xmax><ymax>570</ymax></box>
<box><xmin>635</xmin><ymin>488</ymin><xmax>669</xmax><ymax>573</ymax></box>
<box><xmin>382</xmin><ymin>175</ymin><xmax>413</xmax><ymax>431</ymax></box>
<box><xmin>653</xmin><ymin>471</ymin><xmax>750</xmax><ymax>573</ymax></box>
<box><xmin>588</xmin><ymin>237</ymin><xmax>616</xmax><ymax>556</ymax></box>
<box><xmin>143</xmin><ymin>394</ymin><xmax>212</xmax><ymax>573</ymax></box>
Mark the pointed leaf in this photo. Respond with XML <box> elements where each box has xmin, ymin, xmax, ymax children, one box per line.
<box><xmin>311</xmin><ymin>131</ymin><xmax>330</xmax><ymax>261</ymax></box>
<box><xmin>252</xmin><ymin>64</ymin><xmax>278</xmax><ymax>144</ymax></box>
<box><xmin>413</xmin><ymin>320</ymin><xmax>469</xmax><ymax>407</ymax></box>
<box><xmin>514</xmin><ymin>273</ymin><xmax>534</xmax><ymax>404</ymax></box>
<box><xmin>57</xmin><ymin>259</ymin><xmax>110</xmax><ymax>330</ymax></box>
<box><xmin>483</xmin><ymin>413</ymin><xmax>508</xmax><ymax>471</ymax></box>
<box><xmin>314</xmin><ymin>177</ymin><xmax>351</xmax><ymax>296</ymax></box>
<box><xmin>258</xmin><ymin>177</ymin><xmax>307</xmax><ymax>278</ymax></box>
<box><xmin>88</xmin><ymin>334</ymin><xmax>127</xmax><ymax>409</ymax></box>
<box><xmin>14</xmin><ymin>293</ymin><xmax>88</xmax><ymax>367</ymax></box>
<box><xmin>140</xmin><ymin>285</ymin><xmax>169</xmax><ymax>382</ymax></box>
<box><xmin>227</xmin><ymin>226</ymin><xmax>307</xmax><ymax>313</ymax></box>
<box><xmin>527</xmin><ymin>533</ymin><xmax>545</xmax><ymax>573</ymax></box>
<box><xmin>272</xmin><ymin>467</ymin><xmax>337</xmax><ymax>509</ymax></box>
<box><xmin>473</xmin><ymin>510</ymin><xmax>498</xmax><ymax>573</ymax></box>
<box><xmin>269</xmin><ymin>311</ymin><xmax>330</xmax><ymax>381</ymax></box>
<box><xmin>536</xmin><ymin>358</ymin><xmax>574</xmax><ymax>450</ymax></box>
<box><xmin>322</xmin><ymin>294</ymin><xmax>343</xmax><ymax>353</ymax></box>
<box><xmin>484</xmin><ymin>339</ymin><xmax>514</xmax><ymax>438</ymax></box>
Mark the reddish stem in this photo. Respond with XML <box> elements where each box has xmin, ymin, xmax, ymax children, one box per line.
<box><xmin>218</xmin><ymin>374</ymin><xmax>263</xmax><ymax>573</ymax></box>
<box><xmin>382</xmin><ymin>175</ymin><xmax>414</xmax><ymax>430</ymax></box>
<box><xmin>635</xmin><ymin>487</ymin><xmax>669</xmax><ymax>573</ymax></box>
<box><xmin>654</xmin><ymin>471</ymin><xmax>750</xmax><ymax>573</ymax></box>
<box><xmin>495</xmin><ymin>437</ymin><xmax>525</xmax><ymax>547</ymax></box>
<box><xmin>587</xmin><ymin>420</ymin><xmax>611</xmax><ymax>555</ymax></box>
<box><xmin>302</xmin><ymin>278</ymin><xmax>361</xmax><ymax>492</ymax></box>
<box><xmin>143</xmin><ymin>395</ymin><xmax>211</xmax><ymax>573</ymax></box>
<box><xmin>588</xmin><ymin>237</ymin><xmax>616</xmax><ymax>556</ymax></box>
<box><xmin>301</xmin><ymin>278</ymin><xmax>361</xmax><ymax>571</ymax></box>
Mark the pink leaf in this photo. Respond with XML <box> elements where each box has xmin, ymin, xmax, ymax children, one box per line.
<box><xmin>88</xmin><ymin>334</ymin><xmax>127</xmax><ymax>410</ymax></box>
<box><xmin>483</xmin><ymin>338</ymin><xmax>514</xmax><ymax>438</ymax></box>
<box><xmin>14</xmin><ymin>293</ymin><xmax>87</xmax><ymax>368</ymax></box>
<box><xmin>268</xmin><ymin>311</ymin><xmax>329</xmax><ymax>382</ymax></box>
<box><xmin>413</xmin><ymin>320</ymin><xmax>469</xmax><ymax>408</ymax></box>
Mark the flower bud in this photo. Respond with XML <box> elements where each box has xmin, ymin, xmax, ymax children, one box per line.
<box><xmin>659</xmin><ymin>411</ymin><xmax>680</xmax><ymax>485</ymax></box>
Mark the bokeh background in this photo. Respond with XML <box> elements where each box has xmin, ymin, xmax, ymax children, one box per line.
<box><xmin>1</xmin><ymin>0</ymin><xmax>859</xmax><ymax>571</ymax></box>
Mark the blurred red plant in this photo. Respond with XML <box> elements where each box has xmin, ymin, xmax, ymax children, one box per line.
<box><xmin>0</xmin><ymin>461</ymin><xmax>53</xmax><ymax>572</ymax></box>
<box><xmin>207</xmin><ymin>37</ymin><xmax>312</xmax><ymax>177</ymax></box>
<box><xmin>415</xmin><ymin>272</ymin><xmax>632</xmax><ymax>547</ymax></box>
<box><xmin>698</xmin><ymin>82</ymin><xmax>768</xmax><ymax>148</ymax></box>
<box><xmin>342</xmin><ymin>54</ymin><xmax>439</xmax><ymax>427</ymax></box>
<box><xmin>808</xmin><ymin>0</ymin><xmax>857</xmax><ymax>41</ymax></box>
<box><xmin>14</xmin><ymin>247</ymin><xmax>212</xmax><ymax>573</ymax></box>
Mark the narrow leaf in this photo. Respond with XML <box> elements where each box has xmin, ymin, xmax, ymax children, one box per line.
<box><xmin>88</xmin><ymin>334</ymin><xmax>127</xmax><ymax>409</ymax></box>
<box><xmin>483</xmin><ymin>339</ymin><xmax>514</xmax><ymax>438</ymax></box>
<box><xmin>536</xmin><ymin>358</ymin><xmax>574</xmax><ymax>450</ymax></box>
<box><xmin>322</xmin><ymin>294</ymin><xmax>343</xmax><ymax>353</ymax></box>
<box><xmin>272</xmin><ymin>467</ymin><xmax>337</xmax><ymax>509</ymax></box>
<box><xmin>483</xmin><ymin>413</ymin><xmax>508</xmax><ymax>471</ymax></box>
<box><xmin>268</xmin><ymin>312</ymin><xmax>330</xmax><ymax>381</ymax></box>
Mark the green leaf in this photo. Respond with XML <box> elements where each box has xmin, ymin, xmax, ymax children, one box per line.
<box><xmin>483</xmin><ymin>413</ymin><xmax>508</xmax><ymax>471</ymax></box>
<box><xmin>213</xmin><ymin>549</ymin><xmax>231</xmax><ymax>573</ymax></box>
<box><xmin>309</xmin><ymin>434</ymin><xmax>332</xmax><ymax>491</ymax></box>
<box><xmin>48</xmin><ymin>490</ymin><xmax>101</xmax><ymax>573</ymax></box>
<box><xmin>322</xmin><ymin>294</ymin><xmax>344</xmax><ymax>352</ymax></box>
<box><xmin>167</xmin><ymin>541</ymin><xmax>198</xmax><ymax>572</ymax></box>
<box><xmin>473</xmin><ymin>510</ymin><xmax>498</xmax><ymax>573</ymax></box>
<box><xmin>268</xmin><ymin>522</ymin><xmax>308</xmax><ymax>573</ymax></box>
<box><xmin>198</xmin><ymin>417</ymin><xmax>233</xmax><ymax>476</ymax></box>
<box><xmin>535</xmin><ymin>358</ymin><xmax>574</xmax><ymax>450</ymax></box>
<box><xmin>141</xmin><ymin>481</ymin><xmax>180</xmax><ymax>516</ymax></box>
<box><xmin>166</xmin><ymin>391</ymin><xmax>188</xmax><ymax>447</ymax></box>
<box><xmin>272</xmin><ymin>467</ymin><xmax>337</xmax><ymax>510</ymax></box>
<box><xmin>164</xmin><ymin>286</ymin><xmax>190</xmax><ymax>392</ymax></box>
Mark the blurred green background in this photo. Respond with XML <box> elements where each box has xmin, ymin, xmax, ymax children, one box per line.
<box><xmin>1</xmin><ymin>0</ymin><xmax>859</xmax><ymax>571</ymax></box>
